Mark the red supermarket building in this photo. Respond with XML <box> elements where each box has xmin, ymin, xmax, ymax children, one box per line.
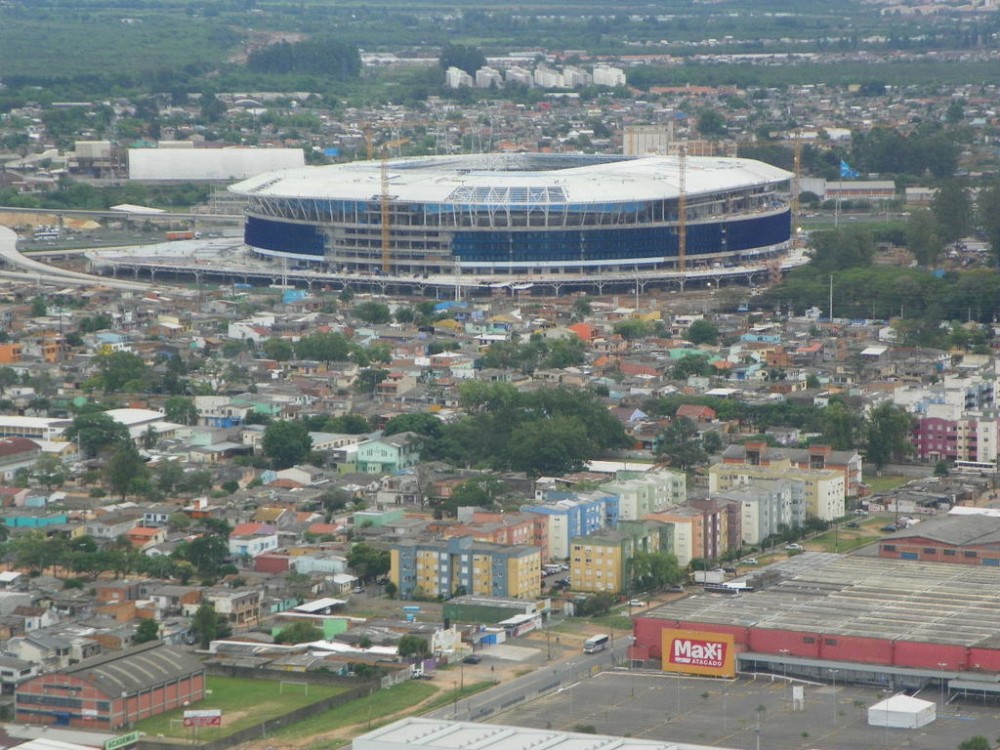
<box><xmin>632</xmin><ymin>554</ymin><xmax>1000</xmax><ymax>695</ymax></box>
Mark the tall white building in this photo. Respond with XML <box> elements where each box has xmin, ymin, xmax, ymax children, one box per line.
<box><xmin>475</xmin><ymin>66</ymin><xmax>503</xmax><ymax>89</ymax></box>
<box><xmin>600</xmin><ymin>469</ymin><xmax>686</xmax><ymax>521</ymax></box>
<box><xmin>445</xmin><ymin>67</ymin><xmax>473</xmax><ymax>89</ymax></box>
<box><xmin>593</xmin><ymin>64</ymin><xmax>626</xmax><ymax>87</ymax></box>
<box><xmin>715</xmin><ymin>478</ymin><xmax>805</xmax><ymax>546</ymax></box>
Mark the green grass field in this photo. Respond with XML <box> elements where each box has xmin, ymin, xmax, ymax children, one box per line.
<box><xmin>865</xmin><ymin>475</ymin><xmax>910</xmax><ymax>493</ymax></box>
<box><xmin>135</xmin><ymin>676</ymin><xmax>346</xmax><ymax>739</ymax></box>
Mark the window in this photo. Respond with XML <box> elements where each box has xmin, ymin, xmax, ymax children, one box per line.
<box><xmin>824</xmin><ymin>639</ymin><xmax>837</xmax><ymax>646</ymax></box>
<box><xmin>943</xmin><ymin>549</ymin><xmax>956</xmax><ymax>556</ymax></box>
<box><xmin>883</xmin><ymin>544</ymin><xmax>896</xmax><ymax>552</ymax></box>
<box><xmin>803</xmin><ymin>636</ymin><xmax>815</xmax><ymax>644</ymax></box>
<box><xmin>923</xmin><ymin>548</ymin><xmax>937</xmax><ymax>554</ymax></box>
<box><xmin>964</xmin><ymin>551</ymin><xmax>978</xmax><ymax>558</ymax></box>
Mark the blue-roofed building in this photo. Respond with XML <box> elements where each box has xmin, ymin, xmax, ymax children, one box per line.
<box><xmin>522</xmin><ymin>491</ymin><xmax>619</xmax><ymax>560</ymax></box>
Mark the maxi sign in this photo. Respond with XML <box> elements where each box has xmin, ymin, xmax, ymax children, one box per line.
<box><xmin>661</xmin><ymin>628</ymin><xmax>736</xmax><ymax>677</ymax></box>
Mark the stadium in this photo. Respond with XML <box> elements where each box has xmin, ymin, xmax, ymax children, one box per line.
<box><xmin>229</xmin><ymin>153</ymin><xmax>794</xmax><ymax>288</ymax></box>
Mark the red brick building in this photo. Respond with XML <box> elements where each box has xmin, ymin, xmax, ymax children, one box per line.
<box><xmin>15</xmin><ymin>642</ymin><xmax>204</xmax><ymax>729</ymax></box>
<box><xmin>879</xmin><ymin>515</ymin><xmax>1000</xmax><ymax>566</ymax></box>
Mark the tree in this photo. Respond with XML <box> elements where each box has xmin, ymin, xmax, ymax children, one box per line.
<box><xmin>397</xmin><ymin>634</ymin><xmax>430</xmax><ymax>659</ymax></box>
<box><xmin>30</xmin><ymin>297</ymin><xmax>47</xmax><ymax>317</ymax></box>
<box><xmin>865</xmin><ymin>402</ymin><xmax>913</xmax><ymax>471</ymax></box>
<box><xmin>94</xmin><ymin>350</ymin><xmax>151</xmax><ymax>393</ymax></box>
<box><xmin>164</xmin><ymin>396</ymin><xmax>198</xmax><ymax>426</ymax></box>
<box><xmin>656</xmin><ymin>417</ymin><xmax>709</xmax><ymax>470</ymax></box>
<box><xmin>66</xmin><ymin>412</ymin><xmax>131</xmax><ymax>458</ymax></box>
<box><xmin>383</xmin><ymin>413</ymin><xmax>443</xmax><ymax>439</ymax></box>
<box><xmin>262</xmin><ymin>337</ymin><xmax>293</xmax><ymax>361</ymax></box>
<box><xmin>179</xmin><ymin>534</ymin><xmax>229</xmax><ymax>576</ymax></box>
<box><xmin>352</xmin><ymin>301</ymin><xmax>391</xmax><ymax>324</ymax></box>
<box><xmin>31</xmin><ymin>453</ymin><xmax>67</xmax><ymax>491</ymax></box>
<box><xmin>978</xmin><ymin>180</ymin><xmax>1000</xmax><ymax>267</ymax></box>
<box><xmin>134</xmin><ymin>618</ymin><xmax>160</xmax><ymax>643</ymax></box>
<box><xmin>671</xmin><ymin>354</ymin><xmax>714</xmax><ymax>380</ymax></box>
<box><xmin>347</xmin><ymin>543</ymin><xmax>391</xmax><ymax>581</ymax></box>
<box><xmin>822</xmin><ymin>401</ymin><xmax>863</xmax><ymax>451</ymax></box>
<box><xmin>274</xmin><ymin>621</ymin><xmax>324</xmax><ymax>644</ymax></box>
<box><xmin>686</xmin><ymin>319</ymin><xmax>719</xmax><ymax>345</ymax></box>
<box><xmin>294</xmin><ymin>332</ymin><xmax>350</xmax><ymax>364</ymax></box>
<box><xmin>932</xmin><ymin>180</ymin><xmax>972</xmax><ymax>244</ymax></box>
<box><xmin>0</xmin><ymin>367</ymin><xmax>17</xmax><ymax>396</ymax></box>
<box><xmin>906</xmin><ymin>208</ymin><xmax>944</xmax><ymax>267</ymax></box>
<box><xmin>697</xmin><ymin>108</ymin><xmax>727</xmax><ymax>138</ymax></box>
<box><xmin>443</xmin><ymin>477</ymin><xmax>512</xmax><ymax>515</ymax></box>
<box><xmin>191</xmin><ymin>601</ymin><xmax>222</xmax><ymax>649</ymax></box>
<box><xmin>262</xmin><ymin>420</ymin><xmax>312</xmax><ymax>469</ymax></box>
<box><xmin>355</xmin><ymin>368</ymin><xmax>388</xmax><ymax>394</ymax></box>
<box><xmin>104</xmin><ymin>443</ymin><xmax>150</xmax><ymax>500</ymax></box>
<box><xmin>956</xmin><ymin>738</ymin><xmax>990</xmax><ymax>750</ymax></box>
<box><xmin>438</xmin><ymin>44</ymin><xmax>486</xmax><ymax>75</ymax></box>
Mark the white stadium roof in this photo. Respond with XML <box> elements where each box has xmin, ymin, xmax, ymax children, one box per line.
<box><xmin>230</xmin><ymin>153</ymin><xmax>791</xmax><ymax>205</ymax></box>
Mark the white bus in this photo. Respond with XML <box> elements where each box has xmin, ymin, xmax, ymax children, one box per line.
<box><xmin>583</xmin><ymin>634</ymin><xmax>610</xmax><ymax>654</ymax></box>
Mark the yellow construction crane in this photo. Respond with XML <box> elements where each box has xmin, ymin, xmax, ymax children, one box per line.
<box><xmin>677</xmin><ymin>142</ymin><xmax>688</xmax><ymax>272</ymax></box>
<box><xmin>380</xmin><ymin>137</ymin><xmax>410</xmax><ymax>274</ymax></box>
<box><xmin>792</xmin><ymin>131</ymin><xmax>803</xmax><ymax>248</ymax></box>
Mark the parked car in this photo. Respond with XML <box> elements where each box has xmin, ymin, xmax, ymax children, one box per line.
<box><xmin>785</xmin><ymin>543</ymin><xmax>803</xmax><ymax>551</ymax></box>
<box><xmin>352</xmin><ymin>585</ymin><xmax>367</xmax><ymax>594</ymax></box>
<box><xmin>743</xmin><ymin>557</ymin><xmax>759</xmax><ymax>565</ymax></box>
<box><xmin>628</xmin><ymin>599</ymin><xmax>647</xmax><ymax>608</ymax></box>
<box><xmin>462</xmin><ymin>654</ymin><xmax>482</xmax><ymax>664</ymax></box>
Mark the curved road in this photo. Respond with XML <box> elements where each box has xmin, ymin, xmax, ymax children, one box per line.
<box><xmin>424</xmin><ymin>636</ymin><xmax>633</xmax><ymax>722</ymax></box>
<box><xmin>0</xmin><ymin>226</ymin><xmax>149</xmax><ymax>291</ymax></box>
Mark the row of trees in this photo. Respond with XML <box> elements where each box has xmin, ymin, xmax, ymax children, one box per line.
<box><xmin>645</xmin><ymin>396</ymin><xmax>914</xmax><ymax>470</ymax></box>
<box><xmin>2</xmin><ymin>528</ymin><xmax>233</xmax><ymax>584</ymax></box>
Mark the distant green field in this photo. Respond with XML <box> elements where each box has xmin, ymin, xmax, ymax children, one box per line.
<box><xmin>135</xmin><ymin>676</ymin><xmax>346</xmax><ymax>739</ymax></box>
<box><xmin>865</xmin><ymin>475</ymin><xmax>910</xmax><ymax>493</ymax></box>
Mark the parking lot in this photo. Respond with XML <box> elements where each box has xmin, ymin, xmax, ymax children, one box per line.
<box><xmin>491</xmin><ymin>670</ymin><xmax>1000</xmax><ymax>750</ymax></box>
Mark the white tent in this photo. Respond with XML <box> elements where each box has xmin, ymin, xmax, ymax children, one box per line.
<box><xmin>867</xmin><ymin>694</ymin><xmax>936</xmax><ymax>729</ymax></box>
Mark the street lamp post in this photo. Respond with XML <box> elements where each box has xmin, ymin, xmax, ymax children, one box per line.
<box><xmin>779</xmin><ymin>649</ymin><xmax>790</xmax><ymax>681</ymax></box>
<box><xmin>829</xmin><ymin>669</ymin><xmax>839</xmax><ymax>723</ymax></box>
<box><xmin>938</xmin><ymin>662</ymin><xmax>948</xmax><ymax>709</ymax></box>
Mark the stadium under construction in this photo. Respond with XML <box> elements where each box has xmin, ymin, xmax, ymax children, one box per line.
<box><xmin>86</xmin><ymin>153</ymin><xmax>804</xmax><ymax>295</ymax></box>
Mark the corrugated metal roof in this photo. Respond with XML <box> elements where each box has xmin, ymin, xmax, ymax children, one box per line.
<box><xmin>63</xmin><ymin>642</ymin><xmax>203</xmax><ymax>697</ymax></box>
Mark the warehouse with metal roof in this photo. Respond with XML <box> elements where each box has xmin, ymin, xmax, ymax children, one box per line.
<box><xmin>633</xmin><ymin>553</ymin><xmax>1000</xmax><ymax>693</ymax></box>
<box><xmin>15</xmin><ymin>642</ymin><xmax>204</xmax><ymax>729</ymax></box>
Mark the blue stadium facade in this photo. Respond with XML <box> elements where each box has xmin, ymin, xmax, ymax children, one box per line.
<box><xmin>231</xmin><ymin>153</ymin><xmax>793</xmax><ymax>279</ymax></box>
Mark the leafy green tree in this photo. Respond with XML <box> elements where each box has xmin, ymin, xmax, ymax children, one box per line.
<box><xmin>191</xmin><ymin>601</ymin><xmax>223</xmax><ymax>649</ymax></box>
<box><xmin>823</xmin><ymin>401</ymin><xmax>863</xmax><ymax>450</ymax></box>
<box><xmin>274</xmin><ymin>621</ymin><xmax>324</xmax><ymax>644</ymax></box>
<box><xmin>94</xmin><ymin>351</ymin><xmax>151</xmax><ymax>393</ymax></box>
<box><xmin>353</xmin><ymin>301</ymin><xmax>391</xmax><ymax>324</ymax></box>
<box><xmin>398</xmin><ymin>634</ymin><xmax>431</xmax><ymax>659</ymax></box>
<box><xmin>505</xmin><ymin>416</ymin><xmax>593</xmax><ymax>475</ymax></box>
<box><xmin>31</xmin><ymin>453</ymin><xmax>67</xmax><ymax>491</ymax></box>
<box><xmin>544</xmin><ymin>337</ymin><xmax>586</xmax><ymax>369</ymax></box>
<box><xmin>956</xmin><ymin>737</ymin><xmax>990</xmax><ymax>750</ymax></box>
<box><xmin>443</xmin><ymin>477</ymin><xmax>513</xmax><ymax>515</ymax></box>
<box><xmin>104</xmin><ymin>443</ymin><xmax>150</xmax><ymax>500</ymax></box>
<box><xmin>809</xmin><ymin>227</ymin><xmax>876</xmax><ymax>272</ymax></box>
<box><xmin>66</xmin><ymin>412</ymin><xmax>131</xmax><ymax>458</ymax></box>
<box><xmin>294</xmin><ymin>332</ymin><xmax>350</xmax><ymax>364</ymax></box>
<box><xmin>134</xmin><ymin>618</ymin><xmax>160</xmax><ymax>643</ymax></box>
<box><xmin>697</xmin><ymin>108</ymin><xmax>727</xmax><ymax>138</ymax></box>
<box><xmin>438</xmin><ymin>43</ymin><xmax>486</xmax><ymax>75</ymax></box>
<box><xmin>630</xmin><ymin>550</ymin><xmax>683</xmax><ymax>591</ymax></box>
<box><xmin>383</xmin><ymin>413</ymin><xmax>442</xmax><ymax>439</ymax></box>
<box><xmin>0</xmin><ymin>367</ymin><xmax>18</xmax><ymax>396</ymax></box>
<box><xmin>686</xmin><ymin>319</ymin><xmax>719</xmax><ymax>345</ymax></box>
<box><xmin>347</xmin><ymin>543</ymin><xmax>391</xmax><ymax>581</ymax></box>
<box><xmin>262</xmin><ymin>337</ymin><xmax>293</xmax><ymax>361</ymax></box>
<box><xmin>978</xmin><ymin>181</ymin><xmax>1000</xmax><ymax>267</ymax></box>
<box><xmin>932</xmin><ymin>180</ymin><xmax>972</xmax><ymax>243</ymax></box>
<box><xmin>672</xmin><ymin>354</ymin><xmax>714</xmax><ymax>379</ymax></box>
<box><xmin>355</xmin><ymin>368</ymin><xmax>389</xmax><ymax>394</ymax></box>
<box><xmin>656</xmin><ymin>417</ymin><xmax>709</xmax><ymax>470</ymax></box>
<box><xmin>865</xmin><ymin>402</ymin><xmax>914</xmax><ymax>471</ymax></box>
<box><xmin>262</xmin><ymin>420</ymin><xmax>313</xmax><ymax>469</ymax></box>
<box><xmin>613</xmin><ymin>319</ymin><xmax>653</xmax><ymax>340</ymax></box>
<box><xmin>178</xmin><ymin>534</ymin><xmax>229</xmax><ymax>576</ymax></box>
<box><xmin>163</xmin><ymin>396</ymin><xmax>198</xmax><ymax>426</ymax></box>
<box><xmin>906</xmin><ymin>208</ymin><xmax>944</xmax><ymax>267</ymax></box>
<box><xmin>30</xmin><ymin>297</ymin><xmax>47</xmax><ymax>317</ymax></box>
